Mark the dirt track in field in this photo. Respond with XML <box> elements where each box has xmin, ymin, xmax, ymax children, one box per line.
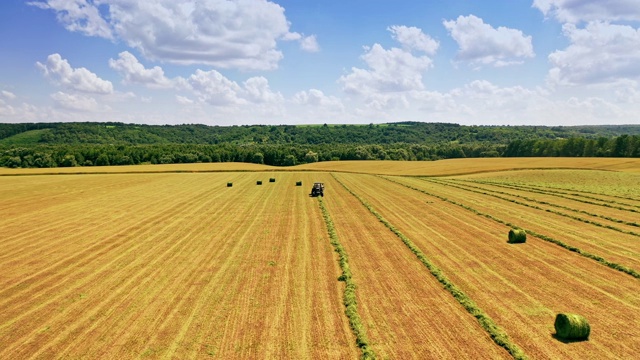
<box><xmin>336</xmin><ymin>173</ymin><xmax>640</xmax><ymax>359</ymax></box>
<box><xmin>0</xmin><ymin>172</ymin><xmax>356</xmax><ymax>359</ymax></box>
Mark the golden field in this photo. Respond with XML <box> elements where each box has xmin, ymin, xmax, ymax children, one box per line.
<box><xmin>1</xmin><ymin>158</ymin><xmax>639</xmax><ymax>359</ymax></box>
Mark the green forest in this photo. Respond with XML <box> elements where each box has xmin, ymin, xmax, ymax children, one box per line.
<box><xmin>1</xmin><ymin>122</ymin><xmax>639</xmax><ymax>168</ymax></box>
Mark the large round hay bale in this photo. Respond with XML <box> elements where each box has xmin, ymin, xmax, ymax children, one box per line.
<box><xmin>554</xmin><ymin>313</ymin><xmax>590</xmax><ymax>341</ymax></box>
<box><xmin>296</xmin><ymin>181</ymin><xmax>302</xmax><ymax>186</ymax></box>
<box><xmin>227</xmin><ymin>182</ymin><xmax>233</xmax><ymax>187</ymax></box>
<box><xmin>508</xmin><ymin>228</ymin><xmax>527</xmax><ymax>243</ymax></box>
<box><xmin>256</xmin><ymin>180</ymin><xmax>262</xmax><ymax>185</ymax></box>
<box><xmin>269</xmin><ymin>178</ymin><xmax>276</xmax><ymax>183</ymax></box>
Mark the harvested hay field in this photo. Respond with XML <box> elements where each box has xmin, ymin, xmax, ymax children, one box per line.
<box><xmin>1</xmin><ymin>159</ymin><xmax>639</xmax><ymax>359</ymax></box>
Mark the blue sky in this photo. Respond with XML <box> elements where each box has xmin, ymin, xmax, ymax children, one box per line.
<box><xmin>1</xmin><ymin>0</ymin><xmax>640</xmax><ymax>126</ymax></box>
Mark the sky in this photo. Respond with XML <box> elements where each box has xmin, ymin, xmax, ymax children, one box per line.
<box><xmin>1</xmin><ymin>0</ymin><xmax>640</xmax><ymax>126</ymax></box>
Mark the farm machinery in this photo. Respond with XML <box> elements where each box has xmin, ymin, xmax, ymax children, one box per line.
<box><xmin>310</xmin><ymin>182</ymin><xmax>324</xmax><ymax>197</ymax></box>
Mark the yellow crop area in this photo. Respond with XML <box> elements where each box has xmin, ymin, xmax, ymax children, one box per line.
<box><xmin>1</xmin><ymin>158</ymin><xmax>639</xmax><ymax>359</ymax></box>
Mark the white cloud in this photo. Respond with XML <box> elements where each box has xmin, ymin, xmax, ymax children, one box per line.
<box><xmin>300</xmin><ymin>35</ymin><xmax>320</xmax><ymax>52</ymax></box>
<box><xmin>187</xmin><ymin>69</ymin><xmax>245</xmax><ymax>106</ymax></box>
<box><xmin>548</xmin><ymin>22</ymin><xmax>640</xmax><ymax>86</ymax></box>
<box><xmin>37</xmin><ymin>53</ymin><xmax>113</xmax><ymax>94</ymax></box>
<box><xmin>243</xmin><ymin>77</ymin><xmax>283</xmax><ymax>103</ymax></box>
<box><xmin>443</xmin><ymin>15</ymin><xmax>534</xmax><ymax>67</ymax></box>
<box><xmin>533</xmin><ymin>0</ymin><xmax>640</xmax><ymax>23</ymax></box>
<box><xmin>27</xmin><ymin>0</ymin><xmax>113</xmax><ymax>39</ymax></box>
<box><xmin>293</xmin><ymin>89</ymin><xmax>343</xmax><ymax>110</ymax></box>
<box><xmin>50</xmin><ymin>91</ymin><xmax>108</xmax><ymax>112</ymax></box>
<box><xmin>340</xmin><ymin>44</ymin><xmax>433</xmax><ymax>96</ymax></box>
<box><xmin>185</xmin><ymin>70</ymin><xmax>283</xmax><ymax>108</ymax></box>
<box><xmin>31</xmin><ymin>0</ymin><xmax>315</xmax><ymax>71</ymax></box>
<box><xmin>109</xmin><ymin>51</ymin><xmax>173</xmax><ymax>89</ymax></box>
<box><xmin>388</xmin><ymin>25</ymin><xmax>439</xmax><ymax>54</ymax></box>
<box><xmin>176</xmin><ymin>95</ymin><xmax>194</xmax><ymax>105</ymax></box>
<box><xmin>1</xmin><ymin>90</ymin><xmax>16</xmax><ymax>100</ymax></box>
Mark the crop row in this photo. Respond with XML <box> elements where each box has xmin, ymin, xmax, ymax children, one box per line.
<box><xmin>447</xmin><ymin>179</ymin><xmax>640</xmax><ymax>228</ymax></box>
<box><xmin>332</xmin><ymin>174</ymin><xmax>528</xmax><ymax>360</ymax></box>
<box><xmin>428</xmin><ymin>179</ymin><xmax>640</xmax><ymax>238</ymax></box>
<box><xmin>463</xmin><ymin>179</ymin><xmax>640</xmax><ymax>212</ymax></box>
<box><xmin>383</xmin><ymin>176</ymin><xmax>640</xmax><ymax>280</ymax></box>
<box><xmin>318</xmin><ymin>197</ymin><xmax>375</xmax><ymax>359</ymax></box>
<box><xmin>474</xmin><ymin>178</ymin><xmax>640</xmax><ymax>203</ymax></box>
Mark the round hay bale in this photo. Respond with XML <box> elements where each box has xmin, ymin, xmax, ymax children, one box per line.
<box><xmin>269</xmin><ymin>178</ymin><xmax>276</xmax><ymax>183</ymax></box>
<box><xmin>508</xmin><ymin>228</ymin><xmax>527</xmax><ymax>243</ymax></box>
<box><xmin>555</xmin><ymin>313</ymin><xmax>590</xmax><ymax>340</ymax></box>
<box><xmin>256</xmin><ymin>180</ymin><xmax>262</xmax><ymax>185</ymax></box>
<box><xmin>227</xmin><ymin>182</ymin><xmax>233</xmax><ymax>187</ymax></box>
<box><xmin>296</xmin><ymin>181</ymin><xmax>302</xmax><ymax>186</ymax></box>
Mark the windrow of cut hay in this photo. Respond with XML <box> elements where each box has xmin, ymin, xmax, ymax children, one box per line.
<box><xmin>318</xmin><ymin>197</ymin><xmax>375</xmax><ymax>360</ymax></box>
<box><xmin>381</xmin><ymin>176</ymin><xmax>640</xmax><ymax>280</ymax></box>
<box><xmin>450</xmin><ymin>180</ymin><xmax>640</xmax><ymax>228</ymax></box>
<box><xmin>431</xmin><ymin>179</ymin><xmax>640</xmax><ymax>238</ymax></box>
<box><xmin>332</xmin><ymin>174</ymin><xmax>528</xmax><ymax>360</ymax></box>
<box><xmin>467</xmin><ymin>180</ymin><xmax>640</xmax><ymax>212</ymax></box>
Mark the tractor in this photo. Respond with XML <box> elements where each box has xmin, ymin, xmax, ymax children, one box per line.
<box><xmin>310</xmin><ymin>182</ymin><xmax>324</xmax><ymax>197</ymax></box>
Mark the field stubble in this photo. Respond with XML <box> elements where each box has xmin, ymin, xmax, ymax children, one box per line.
<box><xmin>337</xmin><ymin>173</ymin><xmax>640</xmax><ymax>359</ymax></box>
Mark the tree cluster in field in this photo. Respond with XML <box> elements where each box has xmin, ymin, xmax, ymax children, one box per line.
<box><xmin>0</xmin><ymin>122</ymin><xmax>639</xmax><ymax>168</ymax></box>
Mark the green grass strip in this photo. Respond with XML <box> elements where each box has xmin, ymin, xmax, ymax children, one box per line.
<box><xmin>382</xmin><ymin>176</ymin><xmax>640</xmax><ymax>280</ymax></box>
<box><xmin>429</xmin><ymin>178</ymin><xmax>640</xmax><ymax>238</ymax></box>
<box><xmin>318</xmin><ymin>196</ymin><xmax>376</xmax><ymax>360</ymax></box>
<box><xmin>332</xmin><ymin>174</ymin><xmax>529</xmax><ymax>360</ymax></box>
<box><xmin>448</xmin><ymin>179</ymin><xmax>640</xmax><ymax>228</ymax></box>
<box><xmin>475</xmin><ymin>179</ymin><xmax>640</xmax><ymax>206</ymax></box>
<box><xmin>464</xmin><ymin>179</ymin><xmax>640</xmax><ymax>213</ymax></box>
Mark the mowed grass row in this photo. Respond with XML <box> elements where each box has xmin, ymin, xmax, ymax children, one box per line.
<box><xmin>321</xmin><ymin>175</ymin><xmax>512</xmax><ymax>359</ymax></box>
<box><xmin>385</xmin><ymin>177</ymin><xmax>640</xmax><ymax>280</ymax></box>
<box><xmin>458</xmin><ymin>169</ymin><xmax>640</xmax><ymax>202</ymax></box>
<box><xmin>0</xmin><ymin>172</ymin><xmax>358</xmax><ymax>359</ymax></box>
<box><xmin>330</xmin><ymin>174</ymin><xmax>526</xmax><ymax>359</ymax></box>
<box><xmin>336</xmin><ymin>173</ymin><xmax>640</xmax><ymax>359</ymax></box>
<box><xmin>441</xmin><ymin>179</ymin><xmax>640</xmax><ymax>230</ymax></box>
<box><xmin>397</xmin><ymin>177</ymin><xmax>640</xmax><ymax>272</ymax></box>
<box><xmin>462</xmin><ymin>179</ymin><xmax>640</xmax><ymax>212</ymax></box>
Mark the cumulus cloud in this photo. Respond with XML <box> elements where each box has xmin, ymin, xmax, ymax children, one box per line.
<box><xmin>109</xmin><ymin>51</ymin><xmax>173</xmax><ymax>89</ymax></box>
<box><xmin>388</xmin><ymin>25</ymin><xmax>439</xmax><ymax>54</ymax></box>
<box><xmin>300</xmin><ymin>35</ymin><xmax>320</xmax><ymax>52</ymax></box>
<box><xmin>547</xmin><ymin>22</ymin><xmax>640</xmax><ymax>86</ymax></box>
<box><xmin>1</xmin><ymin>90</ymin><xmax>16</xmax><ymax>100</ymax></box>
<box><xmin>293</xmin><ymin>89</ymin><xmax>343</xmax><ymax>109</ymax></box>
<box><xmin>187</xmin><ymin>69</ymin><xmax>245</xmax><ymax>106</ymax></box>
<box><xmin>37</xmin><ymin>53</ymin><xmax>113</xmax><ymax>94</ymax></box>
<box><xmin>340</xmin><ymin>44</ymin><xmax>433</xmax><ymax>95</ymax></box>
<box><xmin>184</xmin><ymin>69</ymin><xmax>283</xmax><ymax>108</ymax></box>
<box><xmin>50</xmin><ymin>91</ymin><xmax>107</xmax><ymax>111</ymax></box>
<box><xmin>443</xmin><ymin>15</ymin><xmax>534</xmax><ymax>67</ymax></box>
<box><xmin>533</xmin><ymin>0</ymin><xmax>640</xmax><ymax>23</ymax></box>
<box><xmin>27</xmin><ymin>0</ymin><xmax>113</xmax><ymax>38</ymax></box>
<box><xmin>243</xmin><ymin>77</ymin><xmax>284</xmax><ymax>103</ymax></box>
<box><xmin>30</xmin><ymin>0</ymin><xmax>315</xmax><ymax>70</ymax></box>
<box><xmin>176</xmin><ymin>95</ymin><xmax>194</xmax><ymax>105</ymax></box>
<box><xmin>340</xmin><ymin>26</ymin><xmax>438</xmax><ymax>97</ymax></box>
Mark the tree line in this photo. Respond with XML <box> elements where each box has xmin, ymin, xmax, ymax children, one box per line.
<box><xmin>0</xmin><ymin>122</ymin><xmax>638</xmax><ymax>168</ymax></box>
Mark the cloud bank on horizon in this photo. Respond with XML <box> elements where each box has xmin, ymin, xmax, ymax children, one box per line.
<box><xmin>1</xmin><ymin>0</ymin><xmax>640</xmax><ymax>126</ymax></box>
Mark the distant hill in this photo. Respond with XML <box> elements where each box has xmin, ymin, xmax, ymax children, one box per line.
<box><xmin>1</xmin><ymin>122</ymin><xmax>638</xmax><ymax>168</ymax></box>
<box><xmin>2</xmin><ymin>121</ymin><xmax>640</xmax><ymax>146</ymax></box>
